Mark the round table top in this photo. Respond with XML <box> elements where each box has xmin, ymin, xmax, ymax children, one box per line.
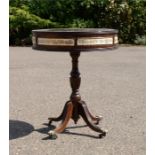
<box><xmin>32</xmin><ymin>28</ymin><xmax>118</xmax><ymax>51</ymax></box>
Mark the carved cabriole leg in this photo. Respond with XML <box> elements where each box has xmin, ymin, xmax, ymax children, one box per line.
<box><xmin>78</xmin><ymin>102</ymin><xmax>107</xmax><ymax>138</ymax></box>
<box><xmin>48</xmin><ymin>102</ymin><xmax>73</xmax><ymax>139</ymax></box>
<box><xmin>48</xmin><ymin>101</ymin><xmax>70</xmax><ymax>125</ymax></box>
<box><xmin>79</xmin><ymin>101</ymin><xmax>102</xmax><ymax>125</ymax></box>
<box><xmin>53</xmin><ymin>102</ymin><xmax>73</xmax><ymax>133</ymax></box>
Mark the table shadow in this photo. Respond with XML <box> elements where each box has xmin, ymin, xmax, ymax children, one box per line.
<box><xmin>9</xmin><ymin>120</ymin><xmax>34</xmax><ymax>140</ymax></box>
<box><xmin>36</xmin><ymin>123</ymin><xmax>101</xmax><ymax>139</ymax></box>
<box><xmin>64</xmin><ymin>124</ymin><xmax>101</xmax><ymax>139</ymax></box>
<box><xmin>62</xmin><ymin>130</ymin><xmax>100</xmax><ymax>139</ymax></box>
<box><xmin>9</xmin><ymin>120</ymin><xmax>102</xmax><ymax>140</ymax></box>
<box><xmin>66</xmin><ymin>125</ymin><xmax>101</xmax><ymax>138</ymax></box>
<box><xmin>66</xmin><ymin>124</ymin><xmax>87</xmax><ymax>129</ymax></box>
<box><xmin>35</xmin><ymin>123</ymin><xmax>55</xmax><ymax>135</ymax></box>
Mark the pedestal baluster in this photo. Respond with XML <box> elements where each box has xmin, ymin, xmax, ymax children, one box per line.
<box><xmin>48</xmin><ymin>51</ymin><xmax>107</xmax><ymax>139</ymax></box>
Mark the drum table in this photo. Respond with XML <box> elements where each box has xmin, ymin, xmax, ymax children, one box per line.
<box><xmin>32</xmin><ymin>28</ymin><xmax>118</xmax><ymax>139</ymax></box>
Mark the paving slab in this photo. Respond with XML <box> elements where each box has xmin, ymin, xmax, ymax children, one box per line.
<box><xmin>9</xmin><ymin>46</ymin><xmax>145</xmax><ymax>155</ymax></box>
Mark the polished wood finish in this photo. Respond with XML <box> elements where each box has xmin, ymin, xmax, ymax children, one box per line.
<box><xmin>53</xmin><ymin>101</ymin><xmax>73</xmax><ymax>133</ymax></box>
<box><xmin>32</xmin><ymin>28</ymin><xmax>118</xmax><ymax>51</ymax></box>
<box><xmin>48</xmin><ymin>51</ymin><xmax>106</xmax><ymax>139</ymax></box>
<box><xmin>32</xmin><ymin>28</ymin><xmax>118</xmax><ymax>139</ymax></box>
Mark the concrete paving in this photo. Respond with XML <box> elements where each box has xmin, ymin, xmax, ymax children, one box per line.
<box><xmin>9</xmin><ymin>46</ymin><xmax>145</xmax><ymax>155</ymax></box>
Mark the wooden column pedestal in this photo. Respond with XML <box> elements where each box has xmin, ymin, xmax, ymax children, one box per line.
<box><xmin>48</xmin><ymin>51</ymin><xmax>107</xmax><ymax>139</ymax></box>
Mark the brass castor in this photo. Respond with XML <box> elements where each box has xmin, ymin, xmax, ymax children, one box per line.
<box><xmin>48</xmin><ymin>130</ymin><xmax>58</xmax><ymax>139</ymax></box>
<box><xmin>99</xmin><ymin>130</ymin><xmax>108</xmax><ymax>138</ymax></box>
<box><xmin>99</xmin><ymin>132</ymin><xmax>106</xmax><ymax>138</ymax></box>
<box><xmin>94</xmin><ymin>115</ymin><xmax>103</xmax><ymax>125</ymax></box>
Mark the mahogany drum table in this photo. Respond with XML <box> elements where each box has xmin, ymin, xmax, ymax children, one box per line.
<box><xmin>32</xmin><ymin>28</ymin><xmax>118</xmax><ymax>139</ymax></box>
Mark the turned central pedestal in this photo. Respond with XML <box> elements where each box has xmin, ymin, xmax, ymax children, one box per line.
<box><xmin>47</xmin><ymin>51</ymin><xmax>106</xmax><ymax>139</ymax></box>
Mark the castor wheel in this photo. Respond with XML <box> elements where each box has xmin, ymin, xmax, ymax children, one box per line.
<box><xmin>99</xmin><ymin>132</ymin><xmax>106</xmax><ymax>138</ymax></box>
<box><xmin>94</xmin><ymin>115</ymin><xmax>102</xmax><ymax>125</ymax></box>
<box><xmin>48</xmin><ymin>130</ymin><xmax>58</xmax><ymax>139</ymax></box>
<box><xmin>99</xmin><ymin>129</ymin><xmax>108</xmax><ymax>138</ymax></box>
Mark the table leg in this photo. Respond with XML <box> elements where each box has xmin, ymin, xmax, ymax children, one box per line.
<box><xmin>48</xmin><ymin>101</ymin><xmax>73</xmax><ymax>139</ymax></box>
<box><xmin>79</xmin><ymin>100</ymin><xmax>103</xmax><ymax>125</ymax></box>
<box><xmin>78</xmin><ymin>101</ymin><xmax>107</xmax><ymax>138</ymax></box>
<box><xmin>48</xmin><ymin>101</ymin><xmax>70</xmax><ymax>125</ymax></box>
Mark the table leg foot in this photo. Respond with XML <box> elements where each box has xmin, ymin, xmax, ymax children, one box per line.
<box><xmin>99</xmin><ymin>132</ymin><xmax>107</xmax><ymax>138</ymax></box>
<box><xmin>48</xmin><ymin>101</ymin><xmax>73</xmax><ymax>139</ymax></box>
<box><xmin>79</xmin><ymin>102</ymin><xmax>107</xmax><ymax>137</ymax></box>
<box><xmin>79</xmin><ymin>101</ymin><xmax>102</xmax><ymax>125</ymax></box>
<box><xmin>48</xmin><ymin>101</ymin><xmax>70</xmax><ymax>126</ymax></box>
<box><xmin>48</xmin><ymin>130</ymin><xmax>58</xmax><ymax>139</ymax></box>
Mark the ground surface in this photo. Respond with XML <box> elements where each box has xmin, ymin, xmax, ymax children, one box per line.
<box><xmin>10</xmin><ymin>46</ymin><xmax>145</xmax><ymax>155</ymax></box>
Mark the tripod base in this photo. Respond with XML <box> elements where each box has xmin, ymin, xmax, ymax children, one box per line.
<box><xmin>47</xmin><ymin>100</ymin><xmax>107</xmax><ymax>139</ymax></box>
